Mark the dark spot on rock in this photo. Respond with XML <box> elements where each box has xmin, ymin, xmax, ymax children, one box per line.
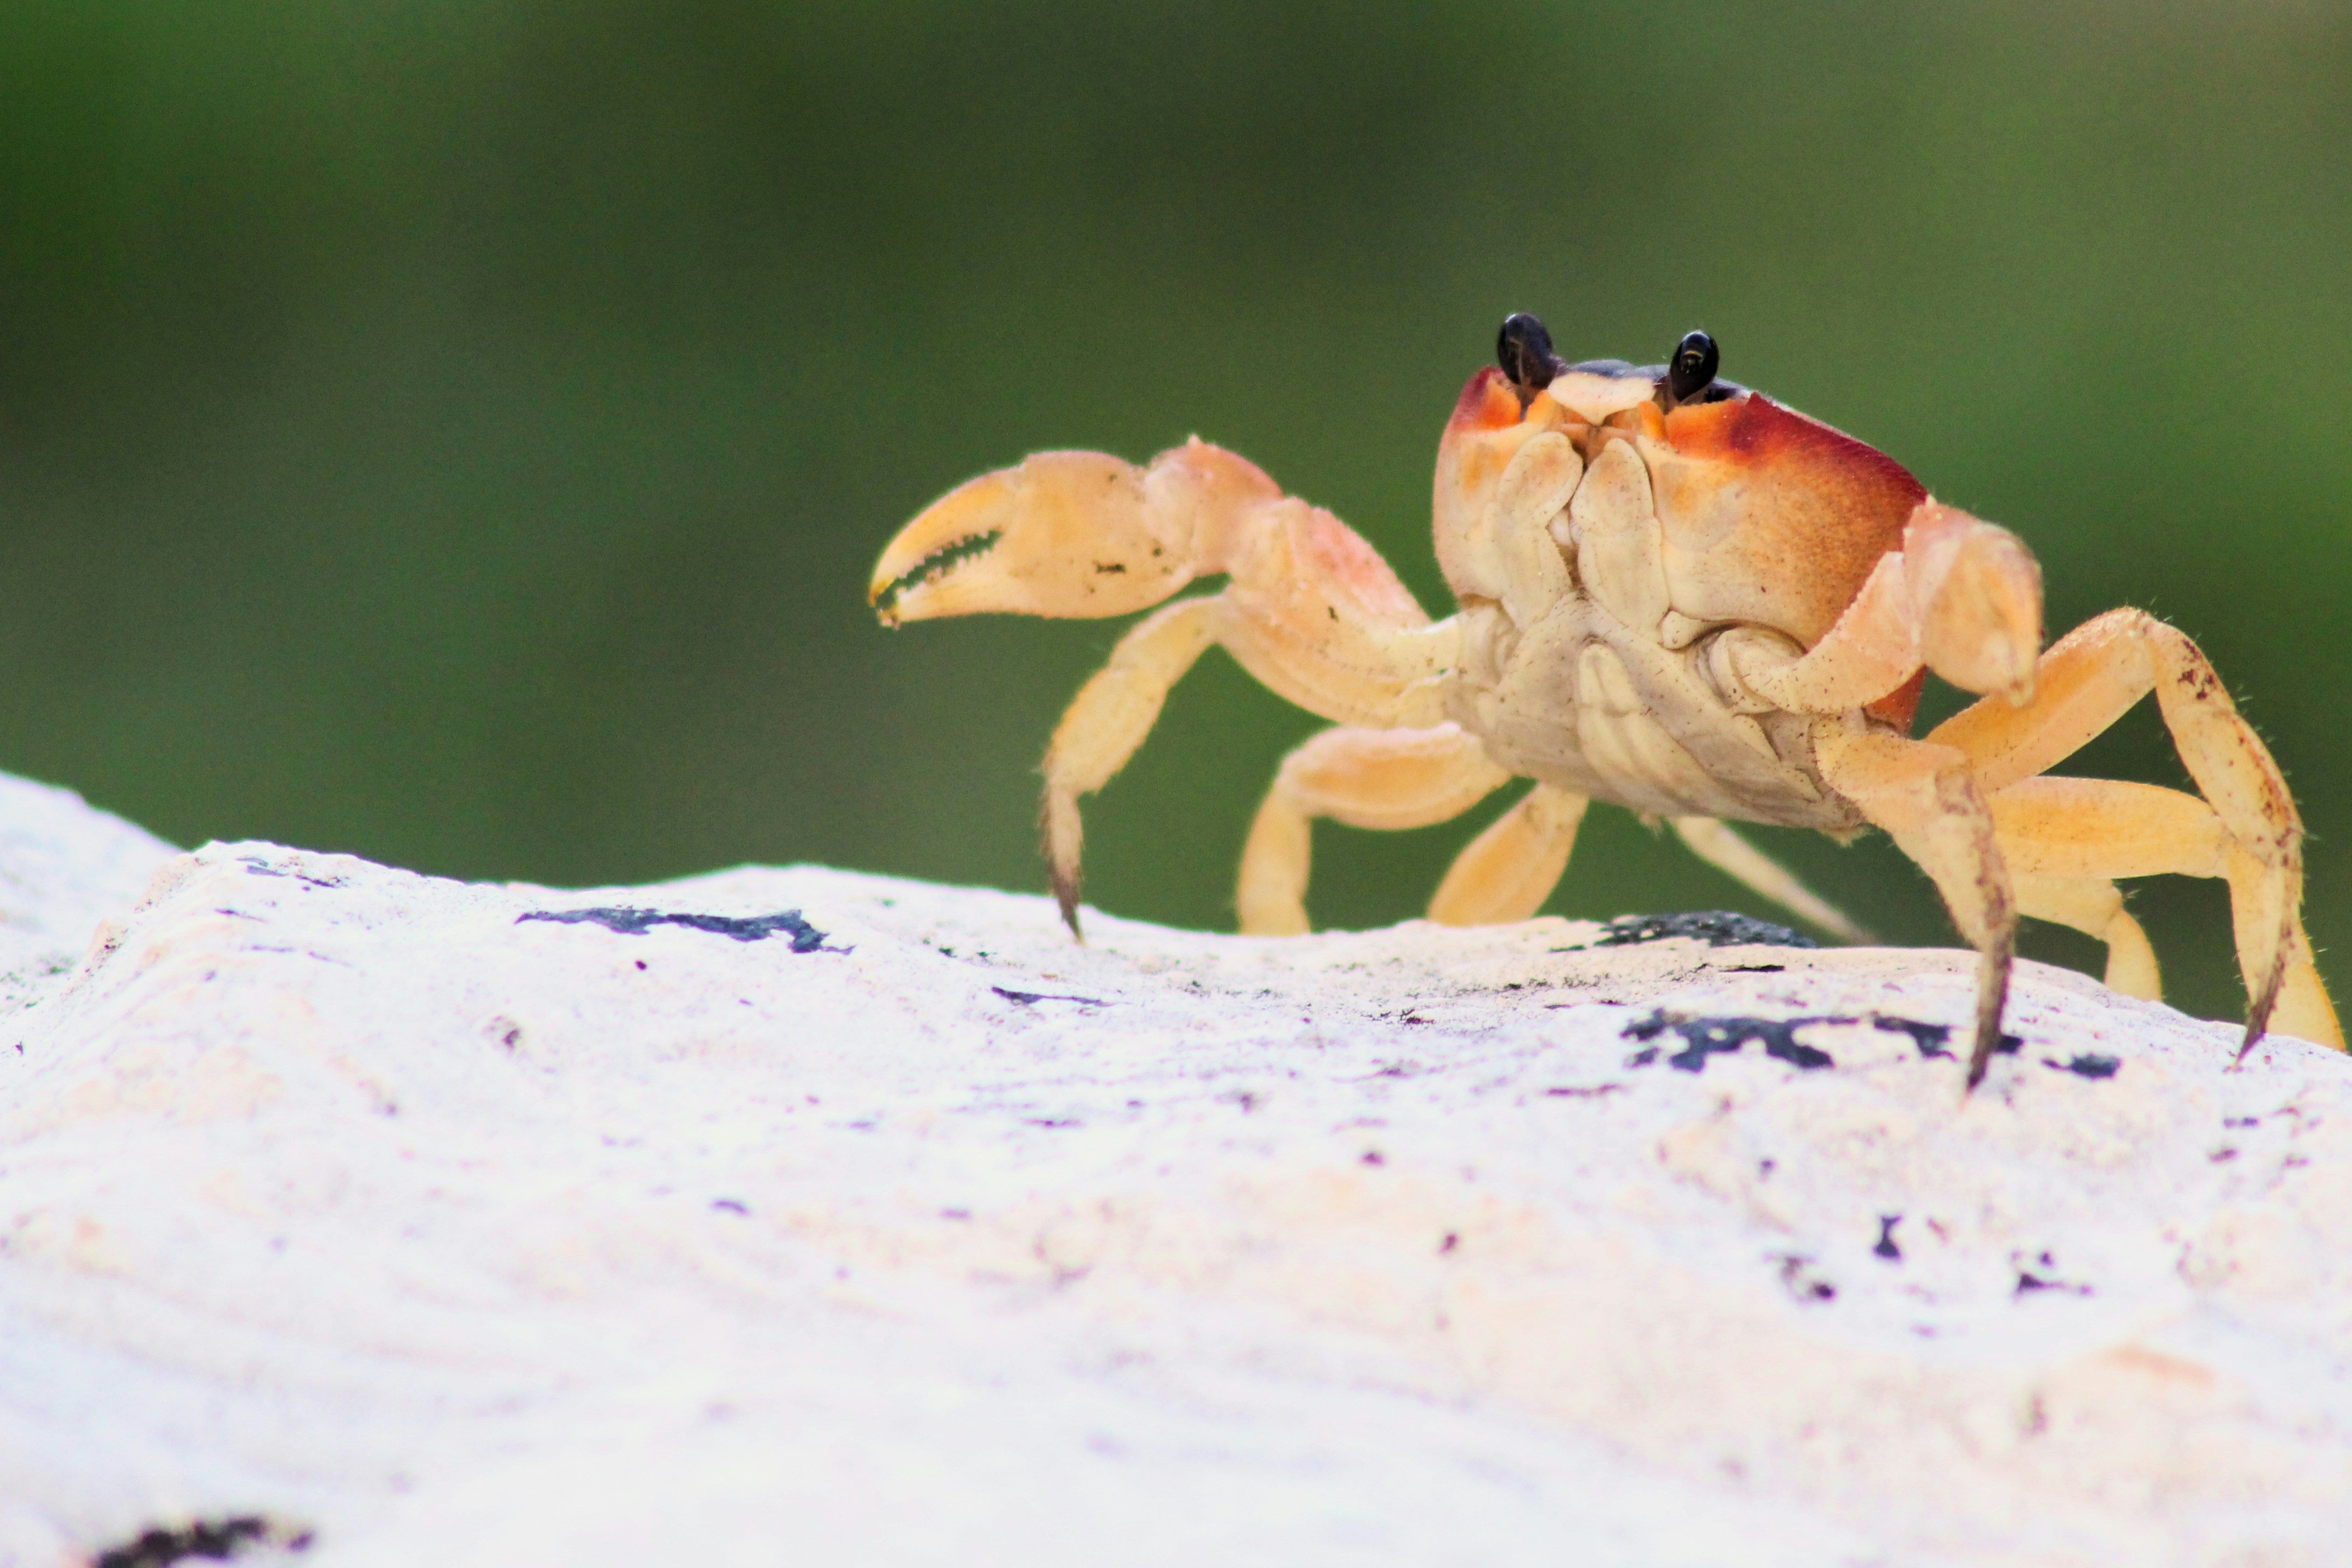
<box><xmin>517</xmin><ymin>907</ymin><xmax>844</xmax><ymax>951</ymax></box>
<box><xmin>1591</xmin><ymin>911</ymin><xmax>1817</xmax><ymax>949</ymax></box>
<box><xmin>1093</xmin><ymin>561</ymin><xmax>1127</xmax><ymax>574</ymax></box>
<box><xmin>1439</xmin><ymin>1232</ymin><xmax>1459</xmax><ymax>1254</ymax></box>
<box><xmin>1361</xmin><ymin>1150</ymin><xmax>1386</xmax><ymax>1166</ymax></box>
<box><xmin>1026</xmin><ymin>1117</ymin><xmax>1081</xmax><ymax>1129</ymax></box>
<box><xmin>635</xmin><ymin>959</ymin><xmax>648</xmax><ymax>971</ymax></box>
<box><xmin>2044</xmin><ymin>1053</ymin><xmax>2119</xmax><ymax>1079</ymax></box>
<box><xmin>991</xmin><ymin>985</ymin><xmax>1108</xmax><ymax>1007</ymax></box>
<box><xmin>95</xmin><ymin>1516</ymin><xmax>310</xmax><ymax>1568</ymax></box>
<box><xmin>1622</xmin><ymin>1011</ymin><xmax>1838</xmax><ymax>1072</ymax></box>
<box><xmin>1873</xmin><ymin>1014</ymin><xmax>2021</xmax><ymax>1061</ymax></box>
<box><xmin>1542</xmin><ymin>1084</ymin><xmax>1623</xmax><ymax>1098</ymax></box>
<box><xmin>2209</xmin><ymin>1147</ymin><xmax>2239</xmax><ymax>1163</ymax></box>
<box><xmin>712</xmin><ymin>1198</ymin><xmax>749</xmax><ymax>1215</ymax></box>
<box><xmin>237</xmin><ymin>857</ymin><xmax>345</xmax><ymax>890</ymax></box>
<box><xmin>2014</xmin><ymin>1251</ymin><xmax>2090</xmax><ymax>1296</ymax></box>
<box><xmin>1776</xmin><ymin>1255</ymin><xmax>1837</xmax><ymax>1303</ymax></box>
<box><xmin>1625</xmin><ymin>1046</ymin><xmax>1660</xmax><ymax>1068</ymax></box>
<box><xmin>1874</xmin><ymin>1215</ymin><xmax>1903</xmax><ymax>1261</ymax></box>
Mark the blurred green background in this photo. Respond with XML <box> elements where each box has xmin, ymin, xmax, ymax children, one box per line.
<box><xmin>2</xmin><ymin>1</ymin><xmax>2346</xmax><ymax>1022</ymax></box>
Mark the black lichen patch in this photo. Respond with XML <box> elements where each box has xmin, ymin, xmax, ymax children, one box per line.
<box><xmin>1874</xmin><ymin>1215</ymin><xmax>1903</xmax><ymax>1262</ymax></box>
<box><xmin>1592</xmin><ymin>911</ymin><xmax>1817</xmax><ymax>949</ymax></box>
<box><xmin>1776</xmin><ymin>1255</ymin><xmax>1838</xmax><ymax>1303</ymax></box>
<box><xmin>1871</xmin><ymin>1015</ymin><xmax>2022</xmax><ymax>1061</ymax></box>
<box><xmin>237</xmin><ymin>856</ymin><xmax>345</xmax><ymax>890</ymax></box>
<box><xmin>517</xmin><ymin>907</ymin><xmax>843</xmax><ymax>951</ymax></box>
<box><xmin>2044</xmin><ymin>1053</ymin><xmax>2120</xmax><ymax>1079</ymax></box>
<box><xmin>991</xmin><ymin>985</ymin><xmax>1108</xmax><ymax>1007</ymax></box>
<box><xmin>1623</xmin><ymin>1011</ymin><xmax>1838</xmax><ymax>1072</ymax></box>
<box><xmin>95</xmin><ymin>1516</ymin><xmax>310</xmax><ymax>1568</ymax></box>
<box><xmin>2013</xmin><ymin>1249</ymin><xmax>2092</xmax><ymax>1297</ymax></box>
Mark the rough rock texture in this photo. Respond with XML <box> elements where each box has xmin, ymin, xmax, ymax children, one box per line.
<box><xmin>0</xmin><ymin>776</ymin><xmax>2347</xmax><ymax>1566</ymax></box>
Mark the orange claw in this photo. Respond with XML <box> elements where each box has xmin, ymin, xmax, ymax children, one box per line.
<box><xmin>869</xmin><ymin>442</ymin><xmax>1279</xmax><ymax>626</ymax></box>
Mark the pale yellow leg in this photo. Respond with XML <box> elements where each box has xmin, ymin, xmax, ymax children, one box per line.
<box><xmin>1039</xmin><ymin>599</ymin><xmax>1218</xmax><ymax>930</ymax></box>
<box><xmin>1235</xmin><ymin>724</ymin><xmax>1511</xmax><ymax>936</ymax></box>
<box><xmin>1986</xmin><ymin>775</ymin><xmax>2339</xmax><ymax>1047</ymax></box>
<box><xmin>2010</xmin><ymin>873</ymin><xmax>2162</xmax><ymax>1001</ymax></box>
<box><xmin>1667</xmin><ymin>817</ymin><xmax>1873</xmax><ymax>943</ymax></box>
<box><xmin>1930</xmin><ymin>609</ymin><xmax>2322</xmax><ymax>1051</ymax></box>
<box><xmin>1428</xmin><ymin>784</ymin><xmax>1589</xmax><ymax>926</ymax></box>
<box><xmin>1729</xmin><ymin>501</ymin><xmax>2042</xmax><ymax>715</ymax></box>
<box><xmin>1816</xmin><ymin>729</ymin><xmax>2015</xmax><ymax>1088</ymax></box>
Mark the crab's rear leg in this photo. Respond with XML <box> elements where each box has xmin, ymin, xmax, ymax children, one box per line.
<box><xmin>1986</xmin><ymin>774</ymin><xmax>2340</xmax><ymax>1049</ymax></box>
<box><xmin>1815</xmin><ymin>730</ymin><xmax>2017</xmax><ymax>1088</ymax></box>
<box><xmin>2009</xmin><ymin>872</ymin><xmax>2163</xmax><ymax>1001</ymax></box>
<box><xmin>873</xmin><ymin>441</ymin><xmax>1458</xmax><ymax>934</ymax></box>
<box><xmin>1235</xmin><ymin>724</ymin><xmax>1513</xmax><ymax>935</ymax></box>
<box><xmin>1927</xmin><ymin>608</ymin><xmax>2333</xmax><ymax>1054</ymax></box>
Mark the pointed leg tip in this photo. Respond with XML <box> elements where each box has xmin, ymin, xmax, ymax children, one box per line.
<box><xmin>2236</xmin><ymin>973</ymin><xmax>2284</xmax><ymax>1065</ymax></box>
<box><xmin>1963</xmin><ymin>1041</ymin><xmax>1994</xmax><ymax>1095</ymax></box>
<box><xmin>1051</xmin><ymin>874</ymin><xmax>1085</xmax><ymax>943</ymax></box>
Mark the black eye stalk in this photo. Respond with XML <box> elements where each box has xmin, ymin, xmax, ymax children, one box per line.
<box><xmin>1497</xmin><ymin>312</ymin><xmax>1567</xmax><ymax>396</ymax></box>
<box><xmin>1664</xmin><ymin>330</ymin><xmax>1719</xmax><ymax>410</ymax></box>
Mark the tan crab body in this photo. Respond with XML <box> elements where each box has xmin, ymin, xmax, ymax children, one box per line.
<box><xmin>869</xmin><ymin>316</ymin><xmax>2340</xmax><ymax>1084</ymax></box>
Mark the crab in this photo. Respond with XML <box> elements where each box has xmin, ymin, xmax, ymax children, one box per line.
<box><xmin>869</xmin><ymin>313</ymin><xmax>2341</xmax><ymax>1084</ymax></box>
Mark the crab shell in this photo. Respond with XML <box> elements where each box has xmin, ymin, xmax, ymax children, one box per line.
<box><xmin>1436</xmin><ymin>363</ymin><xmax>1932</xmax><ymax>732</ymax></box>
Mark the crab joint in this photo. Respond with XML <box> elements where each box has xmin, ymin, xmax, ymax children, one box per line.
<box><xmin>1905</xmin><ymin>502</ymin><xmax>2043</xmax><ymax>706</ymax></box>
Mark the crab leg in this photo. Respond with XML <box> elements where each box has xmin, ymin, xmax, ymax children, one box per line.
<box><xmin>2009</xmin><ymin>873</ymin><xmax>2163</xmax><ymax>1001</ymax></box>
<box><xmin>1235</xmin><ymin>724</ymin><xmax>1511</xmax><ymax>935</ymax></box>
<box><xmin>873</xmin><ymin>441</ymin><xmax>1459</xmax><ymax>934</ymax></box>
<box><xmin>1926</xmin><ymin>608</ymin><xmax>2325</xmax><ymax>1055</ymax></box>
<box><xmin>1666</xmin><ymin>818</ymin><xmax>1873</xmax><ymax>943</ymax></box>
<box><xmin>1426</xmin><ymin>783</ymin><xmax>1589</xmax><ymax>926</ymax></box>
<box><xmin>1815</xmin><ymin>729</ymin><xmax>2016</xmax><ymax>1088</ymax></box>
<box><xmin>1729</xmin><ymin>501</ymin><xmax>2043</xmax><ymax>713</ymax></box>
<box><xmin>1986</xmin><ymin>774</ymin><xmax>2340</xmax><ymax>1048</ymax></box>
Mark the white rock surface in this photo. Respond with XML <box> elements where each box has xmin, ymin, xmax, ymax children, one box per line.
<box><xmin>1</xmin><ymin>775</ymin><xmax>2348</xmax><ymax>1566</ymax></box>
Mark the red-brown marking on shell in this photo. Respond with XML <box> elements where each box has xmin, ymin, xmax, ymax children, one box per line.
<box><xmin>1449</xmin><ymin>367</ymin><xmax>1524</xmax><ymax>434</ymax></box>
<box><xmin>1664</xmin><ymin>393</ymin><xmax>1924</xmax><ymax>511</ymax></box>
<box><xmin>1646</xmin><ymin>393</ymin><xmax>1927</xmax><ymax>649</ymax></box>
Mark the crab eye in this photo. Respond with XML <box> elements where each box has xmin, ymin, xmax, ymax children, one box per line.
<box><xmin>1497</xmin><ymin>313</ymin><xmax>1560</xmax><ymax>393</ymax></box>
<box><xmin>1667</xmin><ymin>330</ymin><xmax>1719</xmax><ymax>404</ymax></box>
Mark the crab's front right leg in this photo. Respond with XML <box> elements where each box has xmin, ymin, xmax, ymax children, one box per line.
<box><xmin>1815</xmin><ymin>728</ymin><xmax>2019</xmax><ymax>1090</ymax></box>
<box><xmin>872</xmin><ymin>442</ymin><xmax>1459</xmax><ymax>933</ymax></box>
